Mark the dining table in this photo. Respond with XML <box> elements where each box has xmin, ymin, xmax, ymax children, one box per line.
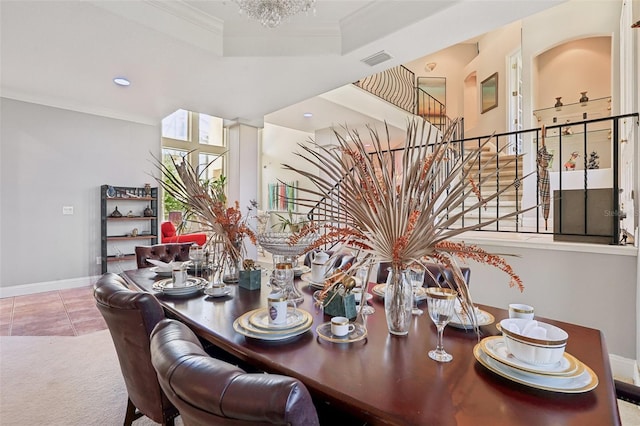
<box><xmin>122</xmin><ymin>267</ymin><xmax>622</xmax><ymax>426</ymax></box>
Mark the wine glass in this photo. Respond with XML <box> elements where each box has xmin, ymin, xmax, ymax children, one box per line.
<box><xmin>409</xmin><ymin>266</ymin><xmax>425</xmax><ymax>316</ymax></box>
<box><xmin>189</xmin><ymin>245</ymin><xmax>204</xmax><ymax>277</ymax></box>
<box><xmin>356</xmin><ymin>266</ymin><xmax>375</xmax><ymax>315</ymax></box>
<box><xmin>425</xmin><ymin>287</ymin><xmax>458</xmax><ymax>362</ymax></box>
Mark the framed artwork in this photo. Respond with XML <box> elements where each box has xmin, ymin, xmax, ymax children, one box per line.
<box><xmin>268</xmin><ymin>181</ymin><xmax>298</xmax><ymax>211</ymax></box>
<box><xmin>481</xmin><ymin>72</ymin><xmax>498</xmax><ymax>114</ymax></box>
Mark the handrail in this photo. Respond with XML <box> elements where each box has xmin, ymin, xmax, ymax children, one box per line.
<box><xmin>307</xmin><ymin>113</ymin><xmax>638</xmax><ymax>246</ymax></box>
<box><xmin>354</xmin><ymin>65</ymin><xmax>415</xmax><ymax>113</ymax></box>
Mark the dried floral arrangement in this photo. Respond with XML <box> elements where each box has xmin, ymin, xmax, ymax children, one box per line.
<box><xmin>283</xmin><ymin>119</ymin><xmax>533</xmax><ymax>328</ymax></box>
<box><xmin>152</xmin><ymin>152</ymin><xmax>257</xmax><ymax>266</ymax></box>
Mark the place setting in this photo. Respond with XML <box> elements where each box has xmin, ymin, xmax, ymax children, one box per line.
<box><xmin>449</xmin><ymin>299</ymin><xmax>495</xmax><ymax>330</ymax></box>
<box><xmin>233</xmin><ymin>292</ymin><xmax>313</xmax><ymax>342</ymax></box>
<box><xmin>316</xmin><ymin>315</ymin><xmax>367</xmax><ymax>344</ymax></box>
<box><xmin>473</xmin><ymin>305</ymin><xmax>598</xmax><ymax>393</ymax></box>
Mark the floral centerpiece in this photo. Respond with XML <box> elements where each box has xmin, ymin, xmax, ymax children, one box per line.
<box><xmin>153</xmin><ymin>153</ymin><xmax>257</xmax><ymax>279</ymax></box>
<box><xmin>284</xmin><ymin>119</ymin><xmax>530</xmax><ymax>335</ymax></box>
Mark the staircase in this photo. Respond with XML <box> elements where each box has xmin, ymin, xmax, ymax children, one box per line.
<box><xmin>443</xmin><ymin>143</ymin><xmax>525</xmax><ymax>232</ymax></box>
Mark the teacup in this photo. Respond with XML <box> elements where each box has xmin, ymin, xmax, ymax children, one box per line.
<box><xmin>172</xmin><ymin>268</ymin><xmax>187</xmax><ymax>288</ymax></box>
<box><xmin>509</xmin><ymin>303</ymin><xmax>535</xmax><ymax>320</ymax></box>
<box><xmin>208</xmin><ymin>283</ymin><xmax>227</xmax><ymax>296</ymax></box>
<box><xmin>310</xmin><ymin>262</ymin><xmax>327</xmax><ymax>283</ymax></box>
<box><xmin>268</xmin><ymin>293</ymin><xmax>288</xmax><ymax>325</ymax></box>
<box><xmin>331</xmin><ymin>316</ymin><xmax>355</xmax><ymax>337</ymax></box>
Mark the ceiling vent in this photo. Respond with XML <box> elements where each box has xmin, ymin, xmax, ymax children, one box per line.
<box><xmin>361</xmin><ymin>51</ymin><xmax>392</xmax><ymax>67</ymax></box>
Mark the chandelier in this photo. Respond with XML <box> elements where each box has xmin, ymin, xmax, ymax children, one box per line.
<box><xmin>234</xmin><ymin>0</ymin><xmax>316</xmax><ymax>28</ymax></box>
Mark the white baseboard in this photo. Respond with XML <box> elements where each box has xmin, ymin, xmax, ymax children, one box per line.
<box><xmin>610</xmin><ymin>353</ymin><xmax>639</xmax><ymax>385</ymax></box>
<box><xmin>0</xmin><ymin>276</ymin><xmax>101</xmax><ymax>298</ymax></box>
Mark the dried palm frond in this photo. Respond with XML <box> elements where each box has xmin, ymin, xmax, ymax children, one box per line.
<box><xmin>151</xmin><ymin>151</ymin><xmax>256</xmax><ymax>265</ymax></box>
<box><xmin>283</xmin><ymin>119</ymin><xmax>532</xmax><ymax>329</ymax></box>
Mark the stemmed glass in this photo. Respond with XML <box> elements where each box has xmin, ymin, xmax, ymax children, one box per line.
<box><xmin>356</xmin><ymin>266</ymin><xmax>375</xmax><ymax>315</ymax></box>
<box><xmin>425</xmin><ymin>287</ymin><xmax>458</xmax><ymax>362</ymax></box>
<box><xmin>409</xmin><ymin>265</ymin><xmax>425</xmax><ymax>316</ymax></box>
<box><xmin>189</xmin><ymin>245</ymin><xmax>204</xmax><ymax>277</ymax></box>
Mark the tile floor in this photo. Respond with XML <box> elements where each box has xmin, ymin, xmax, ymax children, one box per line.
<box><xmin>0</xmin><ymin>285</ymin><xmax>107</xmax><ymax>336</ymax></box>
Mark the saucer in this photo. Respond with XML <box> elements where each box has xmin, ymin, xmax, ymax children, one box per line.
<box><xmin>316</xmin><ymin>322</ymin><xmax>367</xmax><ymax>343</ymax></box>
<box><xmin>204</xmin><ymin>286</ymin><xmax>231</xmax><ymax>297</ymax></box>
<box><xmin>300</xmin><ymin>272</ymin><xmax>325</xmax><ymax>290</ymax></box>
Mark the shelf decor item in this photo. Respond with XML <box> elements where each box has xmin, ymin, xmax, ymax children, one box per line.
<box><xmin>579</xmin><ymin>91</ymin><xmax>589</xmax><ymax>104</ymax></box>
<box><xmin>110</xmin><ymin>206</ymin><xmax>123</xmax><ymax>218</ymax></box>
<box><xmin>555</xmin><ymin>97</ymin><xmax>563</xmax><ymax>108</ymax></box>
<box><xmin>282</xmin><ymin>119</ymin><xmax>529</xmax><ymax>336</ymax></box>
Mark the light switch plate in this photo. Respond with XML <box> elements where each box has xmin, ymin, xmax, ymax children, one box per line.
<box><xmin>62</xmin><ymin>206</ymin><xmax>74</xmax><ymax>215</ymax></box>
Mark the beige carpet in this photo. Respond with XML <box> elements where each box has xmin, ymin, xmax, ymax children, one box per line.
<box><xmin>0</xmin><ymin>330</ymin><xmax>638</xmax><ymax>425</ymax></box>
<box><xmin>0</xmin><ymin>330</ymin><xmax>182</xmax><ymax>426</ymax></box>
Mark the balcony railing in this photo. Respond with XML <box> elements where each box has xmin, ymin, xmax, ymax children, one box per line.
<box><xmin>308</xmin><ymin>113</ymin><xmax>639</xmax><ymax>246</ymax></box>
<box><xmin>354</xmin><ymin>65</ymin><xmax>458</xmax><ymax>135</ymax></box>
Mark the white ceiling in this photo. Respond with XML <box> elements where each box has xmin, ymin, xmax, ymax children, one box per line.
<box><xmin>0</xmin><ymin>0</ymin><xmax>563</xmax><ymax>131</ymax></box>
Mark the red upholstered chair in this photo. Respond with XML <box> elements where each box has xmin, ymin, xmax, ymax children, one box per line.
<box><xmin>160</xmin><ymin>221</ymin><xmax>207</xmax><ymax>246</ymax></box>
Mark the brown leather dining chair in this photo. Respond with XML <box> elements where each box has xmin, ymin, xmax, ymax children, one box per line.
<box><xmin>135</xmin><ymin>242</ymin><xmax>193</xmax><ymax>269</ymax></box>
<box><xmin>150</xmin><ymin>318</ymin><xmax>320</xmax><ymax>426</ymax></box>
<box><xmin>94</xmin><ymin>272</ymin><xmax>178</xmax><ymax>426</ymax></box>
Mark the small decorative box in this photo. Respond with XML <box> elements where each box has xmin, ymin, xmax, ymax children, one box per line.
<box><xmin>239</xmin><ymin>269</ymin><xmax>261</xmax><ymax>290</ymax></box>
<box><xmin>322</xmin><ymin>289</ymin><xmax>357</xmax><ymax>320</ymax></box>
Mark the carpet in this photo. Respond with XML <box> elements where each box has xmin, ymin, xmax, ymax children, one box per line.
<box><xmin>0</xmin><ymin>330</ymin><xmax>182</xmax><ymax>426</ymax></box>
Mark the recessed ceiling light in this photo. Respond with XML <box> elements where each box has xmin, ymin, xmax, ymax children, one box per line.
<box><xmin>303</xmin><ymin>112</ymin><xmax>313</xmax><ymax>118</ymax></box>
<box><xmin>113</xmin><ymin>77</ymin><xmax>130</xmax><ymax>86</ymax></box>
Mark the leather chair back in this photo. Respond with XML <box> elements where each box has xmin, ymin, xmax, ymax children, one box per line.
<box><xmin>376</xmin><ymin>262</ymin><xmax>471</xmax><ymax>288</ymax></box>
<box><xmin>94</xmin><ymin>273</ymin><xmax>177</xmax><ymax>425</ymax></box>
<box><xmin>150</xmin><ymin>319</ymin><xmax>320</xmax><ymax>426</ymax></box>
<box><xmin>135</xmin><ymin>243</ymin><xmax>193</xmax><ymax>268</ymax></box>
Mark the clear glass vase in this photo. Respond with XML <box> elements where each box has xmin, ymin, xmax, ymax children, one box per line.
<box><xmin>384</xmin><ymin>267</ymin><xmax>413</xmax><ymax>336</ymax></box>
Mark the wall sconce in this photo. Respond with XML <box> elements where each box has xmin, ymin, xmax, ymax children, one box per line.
<box><xmin>424</xmin><ymin>62</ymin><xmax>437</xmax><ymax>72</ymax></box>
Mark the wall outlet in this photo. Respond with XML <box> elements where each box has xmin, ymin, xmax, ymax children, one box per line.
<box><xmin>96</xmin><ymin>257</ymin><xmax>102</xmax><ymax>265</ymax></box>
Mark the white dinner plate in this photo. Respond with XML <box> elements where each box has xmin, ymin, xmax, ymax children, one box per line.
<box><xmin>371</xmin><ymin>284</ymin><xmax>427</xmax><ymax>301</ymax></box>
<box><xmin>153</xmin><ymin>277</ymin><xmax>206</xmax><ymax>296</ymax></box>
<box><xmin>449</xmin><ymin>308</ymin><xmax>495</xmax><ymax>330</ymax></box>
<box><xmin>204</xmin><ymin>286</ymin><xmax>232</xmax><ymax>298</ymax></box>
<box><xmin>480</xmin><ymin>336</ymin><xmax>583</xmax><ymax>377</ymax></box>
<box><xmin>300</xmin><ymin>272</ymin><xmax>325</xmax><ymax>290</ymax></box>
<box><xmin>233</xmin><ymin>308</ymin><xmax>313</xmax><ymax>341</ymax></box>
<box><xmin>249</xmin><ymin>307</ymin><xmax>309</xmax><ymax>330</ymax></box>
<box><xmin>294</xmin><ymin>266</ymin><xmax>311</xmax><ymax>277</ymax></box>
<box><xmin>474</xmin><ymin>343</ymin><xmax>598</xmax><ymax>393</ymax></box>
<box><xmin>150</xmin><ymin>266</ymin><xmax>172</xmax><ymax>277</ymax></box>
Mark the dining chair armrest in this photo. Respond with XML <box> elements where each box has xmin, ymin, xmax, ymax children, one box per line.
<box><xmin>615</xmin><ymin>379</ymin><xmax>640</xmax><ymax>405</ymax></box>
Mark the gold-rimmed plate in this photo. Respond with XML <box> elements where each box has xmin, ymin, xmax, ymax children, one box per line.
<box><xmin>233</xmin><ymin>309</ymin><xmax>313</xmax><ymax>341</ymax></box>
<box><xmin>474</xmin><ymin>343</ymin><xmax>598</xmax><ymax>393</ymax></box>
<box><xmin>450</xmin><ymin>309</ymin><xmax>495</xmax><ymax>330</ymax></box>
<box><xmin>249</xmin><ymin>307</ymin><xmax>310</xmax><ymax>330</ymax></box>
<box><xmin>152</xmin><ymin>277</ymin><xmax>207</xmax><ymax>296</ymax></box>
<box><xmin>371</xmin><ymin>284</ymin><xmax>427</xmax><ymax>301</ymax></box>
<box><xmin>300</xmin><ymin>272</ymin><xmax>325</xmax><ymax>290</ymax></box>
<box><xmin>480</xmin><ymin>336</ymin><xmax>583</xmax><ymax>377</ymax></box>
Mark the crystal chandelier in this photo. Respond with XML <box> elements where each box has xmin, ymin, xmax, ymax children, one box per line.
<box><xmin>234</xmin><ymin>0</ymin><xmax>316</xmax><ymax>28</ymax></box>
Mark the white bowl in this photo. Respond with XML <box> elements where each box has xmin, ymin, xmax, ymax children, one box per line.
<box><xmin>499</xmin><ymin>318</ymin><xmax>568</xmax><ymax>365</ymax></box>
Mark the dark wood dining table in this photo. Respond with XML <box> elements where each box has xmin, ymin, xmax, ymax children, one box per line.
<box><xmin>123</xmin><ymin>268</ymin><xmax>622</xmax><ymax>426</ymax></box>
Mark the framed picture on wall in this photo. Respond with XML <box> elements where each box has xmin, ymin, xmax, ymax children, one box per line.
<box><xmin>481</xmin><ymin>72</ymin><xmax>498</xmax><ymax>114</ymax></box>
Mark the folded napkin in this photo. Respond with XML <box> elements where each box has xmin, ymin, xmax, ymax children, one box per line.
<box><xmin>147</xmin><ymin>259</ymin><xmax>184</xmax><ymax>272</ymax></box>
<box><xmin>505</xmin><ymin>319</ymin><xmax>547</xmax><ymax>339</ymax></box>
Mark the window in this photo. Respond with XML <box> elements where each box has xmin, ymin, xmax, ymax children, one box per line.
<box><xmin>161</xmin><ymin>110</ymin><xmax>227</xmax><ymax>221</ymax></box>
